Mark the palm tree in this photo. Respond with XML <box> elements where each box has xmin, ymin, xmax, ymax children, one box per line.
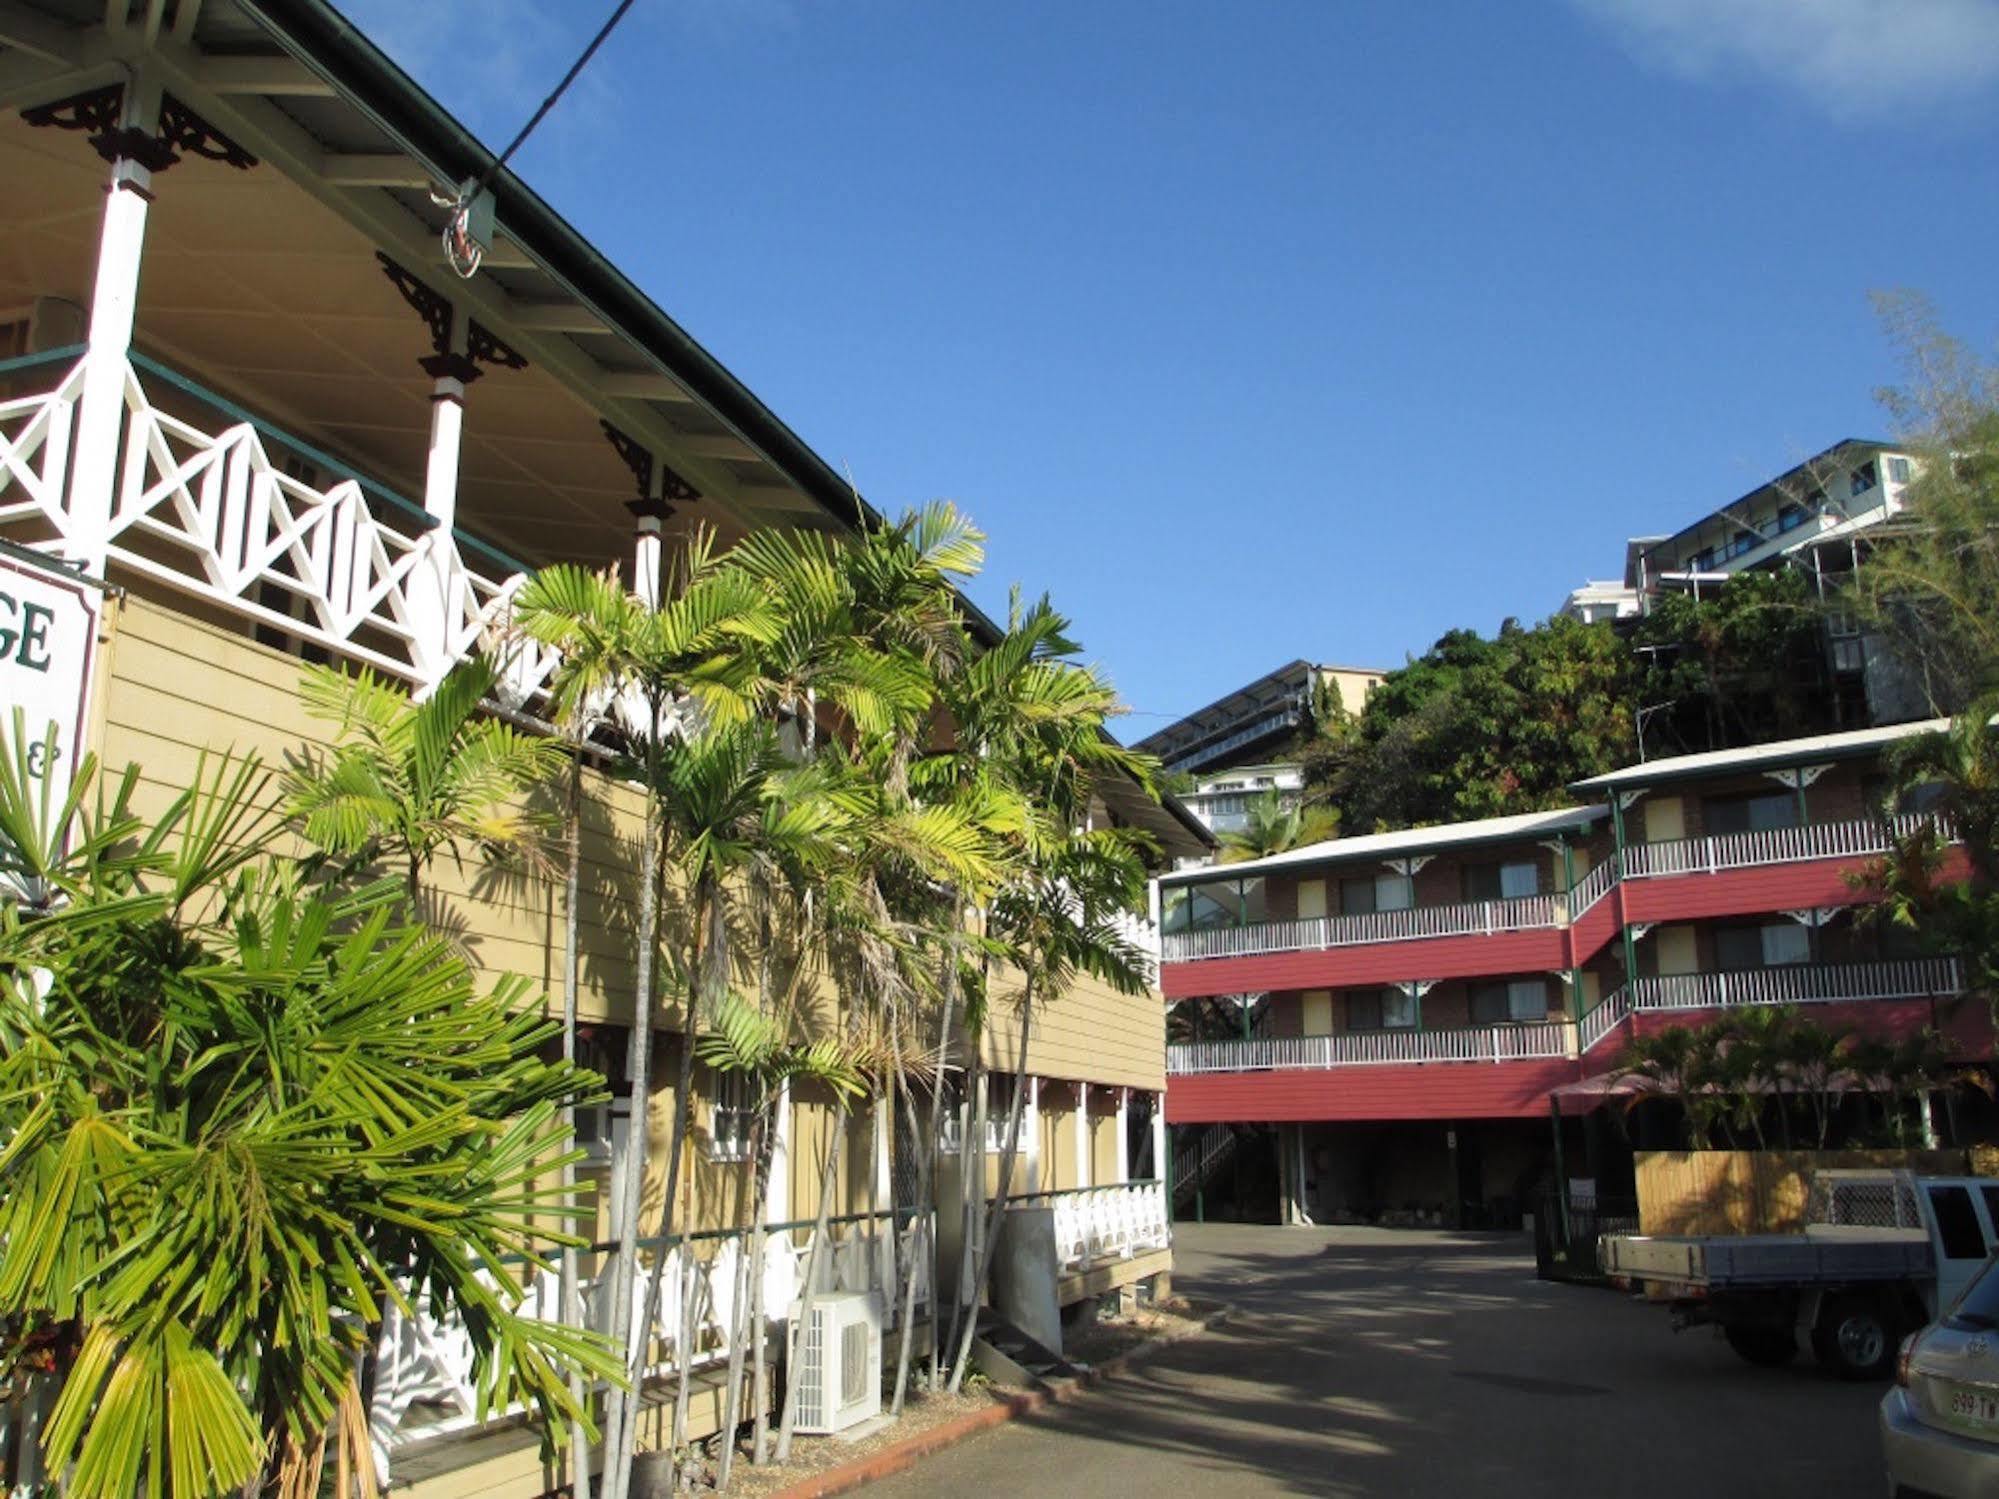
<box><xmin>1217</xmin><ymin>789</ymin><xmax>1338</xmax><ymax>864</ymax></box>
<box><xmin>284</xmin><ymin>654</ymin><xmax>562</xmax><ymax>917</ymax></box>
<box><xmin>946</xmin><ymin>821</ymin><xmax>1155</xmax><ymax>1389</ymax></box>
<box><xmin>512</xmin><ymin>539</ymin><xmax>779</xmax><ymax>1499</ymax></box>
<box><xmin>0</xmin><ymin>715</ymin><xmax>618</xmax><ymax>1498</ymax></box>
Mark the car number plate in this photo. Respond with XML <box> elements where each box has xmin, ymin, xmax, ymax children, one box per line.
<box><xmin>1950</xmin><ymin>1386</ymin><xmax>1999</xmax><ymax>1428</ymax></box>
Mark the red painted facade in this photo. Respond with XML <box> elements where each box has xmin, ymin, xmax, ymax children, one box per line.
<box><xmin>1161</xmin><ymin>927</ymin><xmax>1570</xmax><ymax>1000</ymax></box>
<box><xmin>1167</xmin><ymin>997</ymin><xmax>1989</xmax><ymax>1126</ymax></box>
<box><xmin>1165</xmin><ymin>1055</ymin><xmax>1584</xmax><ymax>1123</ymax></box>
<box><xmin>1161</xmin><ymin>847</ymin><xmax>1974</xmax><ymax>1003</ymax></box>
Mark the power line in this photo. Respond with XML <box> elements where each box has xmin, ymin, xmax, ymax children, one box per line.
<box><xmin>437</xmin><ymin>0</ymin><xmax>644</xmax><ymax>277</ymax></box>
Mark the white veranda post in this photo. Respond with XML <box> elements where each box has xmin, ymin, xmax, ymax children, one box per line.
<box><xmin>1115</xmin><ymin>1088</ymin><xmax>1130</xmax><ymax>1184</ymax></box>
<box><xmin>1073</xmin><ymin>1082</ymin><xmax>1090</xmax><ymax>1191</ymax></box>
<box><xmin>1022</xmin><ymin>1077</ymin><xmax>1041</xmax><ymax>1193</ymax></box>
<box><xmin>412</xmin><ymin>354</ymin><xmax>468</xmax><ymax>683</ymax></box>
<box><xmin>69</xmin><ymin>83</ymin><xmax>162</xmax><ymax>574</ymax></box>
<box><xmin>1150</xmin><ymin>1092</ymin><xmax>1166</xmax><ymax>1187</ymax></box>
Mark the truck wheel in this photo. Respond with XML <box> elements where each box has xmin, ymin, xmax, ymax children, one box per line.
<box><xmin>1724</xmin><ymin>1325</ymin><xmax>1798</xmax><ymax>1367</ymax></box>
<box><xmin>1811</xmin><ymin>1297</ymin><xmax>1894</xmax><ymax>1380</ymax></box>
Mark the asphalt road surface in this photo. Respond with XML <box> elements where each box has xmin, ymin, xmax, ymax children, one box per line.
<box><xmin>864</xmin><ymin>1223</ymin><xmax>1888</xmax><ymax>1498</ymax></box>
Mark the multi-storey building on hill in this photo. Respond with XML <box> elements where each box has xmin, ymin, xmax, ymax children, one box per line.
<box><xmin>1157</xmin><ymin>720</ymin><xmax>1983</xmax><ymax>1230</ymax></box>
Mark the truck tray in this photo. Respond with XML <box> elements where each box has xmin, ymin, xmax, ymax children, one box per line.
<box><xmin>1603</xmin><ymin>1231</ymin><xmax>1932</xmax><ymax>1289</ymax></box>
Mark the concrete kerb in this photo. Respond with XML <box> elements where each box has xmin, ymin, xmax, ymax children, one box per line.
<box><xmin>766</xmin><ymin>1303</ymin><xmax>1235</xmax><ymax>1499</ymax></box>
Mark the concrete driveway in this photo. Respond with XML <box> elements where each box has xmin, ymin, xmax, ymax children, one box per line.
<box><xmin>864</xmin><ymin>1222</ymin><xmax>1889</xmax><ymax>1497</ymax></box>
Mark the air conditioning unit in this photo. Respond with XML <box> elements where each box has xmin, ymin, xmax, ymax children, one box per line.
<box><xmin>792</xmin><ymin>1292</ymin><xmax>882</xmax><ymax>1435</ymax></box>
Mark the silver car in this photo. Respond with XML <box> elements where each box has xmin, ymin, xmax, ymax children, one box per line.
<box><xmin>1883</xmin><ymin>1254</ymin><xmax>1999</xmax><ymax>1497</ymax></box>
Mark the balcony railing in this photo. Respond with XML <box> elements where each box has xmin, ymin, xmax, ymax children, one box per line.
<box><xmin>1162</xmin><ymin>892</ymin><xmax>1559</xmax><ymax>964</ymax></box>
<box><xmin>1622</xmin><ymin>813</ymin><xmax>1944</xmax><ymax>879</ymax></box>
<box><xmin>1570</xmin><ymin>957</ymin><xmax>1965</xmax><ymax>1060</ymax></box>
<box><xmin>1166</xmin><ymin>1019</ymin><xmax>1571</xmax><ymax>1074</ymax></box>
<box><xmin>1161</xmin><ymin>814</ymin><xmax>1961</xmax><ymax>969</ymax></box>
<box><xmin>1008</xmin><ymin>1181</ymin><xmax>1171</xmax><ymax>1270</ymax></box>
<box><xmin>370</xmin><ymin>1207</ymin><xmax>927</xmax><ymax>1481</ymax></box>
<box><xmin>1626</xmin><ymin>957</ymin><xmax>1964</xmax><ymax>1014</ymax></box>
<box><xmin>0</xmin><ymin>346</ymin><xmax>562</xmax><ymax>702</ymax></box>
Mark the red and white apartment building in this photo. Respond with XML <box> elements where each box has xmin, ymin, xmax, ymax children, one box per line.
<box><xmin>1157</xmin><ymin>719</ymin><xmax>1983</xmax><ymax>1229</ymax></box>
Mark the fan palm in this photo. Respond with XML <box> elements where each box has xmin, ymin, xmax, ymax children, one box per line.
<box><xmin>0</xmin><ymin>718</ymin><xmax>617</xmax><ymax>1499</ymax></box>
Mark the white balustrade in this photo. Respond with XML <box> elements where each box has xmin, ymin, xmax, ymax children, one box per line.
<box><xmin>1161</xmin><ymin>815</ymin><xmax>1964</xmax><ymax>971</ymax></box>
<box><xmin>1622</xmin><ymin>814</ymin><xmax>1948</xmax><ymax>879</ymax></box>
<box><xmin>1031</xmin><ymin>1182</ymin><xmax>1171</xmax><ymax>1271</ymax></box>
<box><xmin>366</xmin><ymin>1210</ymin><xmax>927</xmax><ymax>1483</ymax></box>
<box><xmin>1167</xmin><ymin>1020</ymin><xmax>1570</xmax><ymax>1074</ymax></box>
<box><xmin>1627</xmin><ymin>957</ymin><xmax>1964</xmax><ymax>1014</ymax></box>
<box><xmin>1162</xmin><ymin>892</ymin><xmax>1559</xmax><ymax>964</ymax></box>
<box><xmin>0</xmin><ymin>349</ymin><xmax>557</xmax><ymax>699</ymax></box>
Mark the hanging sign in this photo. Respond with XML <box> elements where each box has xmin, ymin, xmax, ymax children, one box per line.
<box><xmin>0</xmin><ymin>548</ymin><xmax>104</xmax><ymax>812</ymax></box>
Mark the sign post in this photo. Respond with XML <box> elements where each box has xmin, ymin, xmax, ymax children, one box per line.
<box><xmin>1</xmin><ymin>547</ymin><xmax>105</xmax><ymax>814</ymax></box>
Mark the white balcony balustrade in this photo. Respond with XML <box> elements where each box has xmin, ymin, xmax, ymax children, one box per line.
<box><xmin>1008</xmin><ymin>1182</ymin><xmax>1171</xmax><ymax>1271</ymax></box>
<box><xmin>1160</xmin><ymin>815</ymin><xmax>1960</xmax><ymax>969</ymax></box>
<box><xmin>0</xmin><ymin>346</ymin><xmax>561</xmax><ymax>700</ymax></box>
<box><xmin>1162</xmin><ymin>892</ymin><xmax>1559</xmax><ymax>964</ymax></box>
<box><xmin>1621</xmin><ymin>813</ymin><xmax>1947</xmax><ymax>879</ymax></box>
<box><xmin>1624</xmin><ymin>957</ymin><xmax>1964</xmax><ymax>1015</ymax></box>
<box><xmin>1167</xmin><ymin>1020</ymin><xmax>1571</xmax><ymax>1075</ymax></box>
<box><xmin>367</xmin><ymin>1208</ymin><xmax>929</xmax><ymax>1484</ymax></box>
<box><xmin>1169</xmin><ymin>959</ymin><xmax>1966</xmax><ymax>1078</ymax></box>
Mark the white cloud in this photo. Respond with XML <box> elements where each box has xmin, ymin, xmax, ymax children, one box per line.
<box><xmin>1570</xmin><ymin>0</ymin><xmax>1999</xmax><ymax>112</ymax></box>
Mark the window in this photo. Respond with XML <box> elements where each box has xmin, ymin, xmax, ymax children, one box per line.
<box><xmin>1887</xmin><ymin>455</ymin><xmax>1914</xmax><ymax>485</ymax></box>
<box><xmin>570</xmin><ymin>1024</ymin><xmax>631</xmax><ymax>1157</ymax></box>
<box><xmin>1776</xmin><ymin>502</ymin><xmax>1805</xmax><ymax>533</ymax></box>
<box><xmin>1723</xmin><ymin>531</ymin><xmax>1757</xmax><ymax>560</ymax></box>
<box><xmin>1341</xmin><ymin>871</ymin><xmax>1413</xmax><ymax>915</ymax></box>
<box><xmin>1464</xmin><ymin>859</ymin><xmax>1539</xmax><ymax>903</ymax></box>
<box><xmin>1713</xmin><ymin>921</ymin><xmax>1811</xmax><ymax>970</ymax></box>
<box><xmin>1691</xmin><ymin>548</ymin><xmax>1716</xmax><ymax>573</ymax></box>
<box><xmin>1850</xmin><ymin>462</ymin><xmax>1878</xmax><ymax>497</ymax></box>
<box><xmin>1704</xmin><ymin>791</ymin><xmax>1797</xmax><ymax>836</ymax></box>
<box><xmin>1471</xmin><ymin>979</ymin><xmax>1548</xmax><ymax>1024</ymax></box>
<box><xmin>1929</xmin><ymin>1185</ymin><xmax>1989</xmax><ymax>1261</ymax></box>
<box><xmin>709</xmin><ymin>1070</ymin><xmax>756</xmax><ymax>1163</ymax></box>
<box><xmin>1347</xmin><ymin>988</ymin><xmax>1418</xmax><ymax>1031</ymax></box>
<box><xmin>1831</xmin><ymin>637</ymin><xmax>1866</xmax><ymax>674</ymax></box>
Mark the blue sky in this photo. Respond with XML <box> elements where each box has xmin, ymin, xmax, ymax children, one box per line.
<box><xmin>336</xmin><ymin>0</ymin><xmax>1999</xmax><ymax>735</ymax></box>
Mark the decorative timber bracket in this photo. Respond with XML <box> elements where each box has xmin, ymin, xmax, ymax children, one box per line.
<box><xmin>375</xmin><ymin>253</ymin><xmax>528</xmax><ymax>383</ymax></box>
<box><xmin>23</xmin><ymin>84</ymin><xmax>257</xmax><ymax>174</ymax></box>
<box><xmin>600</xmin><ymin>420</ymin><xmax>700</xmax><ymax>510</ymax></box>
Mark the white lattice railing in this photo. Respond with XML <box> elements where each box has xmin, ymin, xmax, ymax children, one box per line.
<box><xmin>0</xmin><ymin>348</ymin><xmax>559</xmax><ymax>701</ymax></box>
<box><xmin>1621</xmin><ymin>813</ymin><xmax>1947</xmax><ymax>879</ymax></box>
<box><xmin>368</xmin><ymin>1209</ymin><xmax>928</xmax><ymax>1482</ymax></box>
<box><xmin>1161</xmin><ymin>892</ymin><xmax>1559</xmax><ymax>963</ymax></box>
<box><xmin>1010</xmin><ymin>1182</ymin><xmax>1170</xmax><ymax>1270</ymax></box>
<box><xmin>1167</xmin><ymin>1019</ymin><xmax>1571</xmax><ymax>1074</ymax></box>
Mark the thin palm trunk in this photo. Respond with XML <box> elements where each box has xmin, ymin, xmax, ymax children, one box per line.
<box><xmin>918</xmin><ymin>931</ymin><xmax>963</xmax><ymax>1394</ymax></box>
<box><xmin>945</xmin><ymin>1055</ymin><xmax>984</xmax><ymax>1382</ymax></box>
<box><xmin>715</xmin><ymin>1105</ymin><xmax>772</xmax><ymax>1491</ymax></box>
<box><xmin>887</xmin><ymin>1006</ymin><xmax>926</xmax><ymax>1417</ymax></box>
<box><xmin>775</xmin><ymin>1109</ymin><xmax>846</xmax><ymax>1462</ymax></box>
<box><xmin>558</xmin><ymin>746</ymin><xmax>592</xmax><ymax>1496</ymax></box>
<box><xmin>950</xmin><ymin>978</ymin><xmax>1035</xmax><ymax>1389</ymax></box>
<box><xmin>600</xmin><ymin>726</ymin><xmax>664</xmax><ymax>1499</ymax></box>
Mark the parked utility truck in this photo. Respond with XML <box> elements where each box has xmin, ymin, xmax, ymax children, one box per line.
<box><xmin>1601</xmin><ymin>1171</ymin><xmax>1999</xmax><ymax>1379</ymax></box>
